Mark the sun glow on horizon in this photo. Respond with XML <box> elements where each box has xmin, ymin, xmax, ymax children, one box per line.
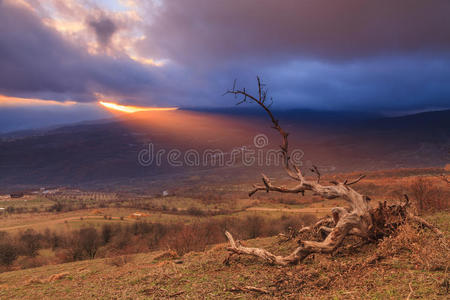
<box><xmin>0</xmin><ymin>94</ymin><xmax>77</xmax><ymax>107</ymax></box>
<box><xmin>99</xmin><ymin>101</ymin><xmax>178</xmax><ymax>113</ymax></box>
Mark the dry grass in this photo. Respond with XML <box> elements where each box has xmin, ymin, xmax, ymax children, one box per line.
<box><xmin>0</xmin><ymin>212</ymin><xmax>447</xmax><ymax>299</ymax></box>
<box><xmin>0</xmin><ymin>167</ymin><xmax>448</xmax><ymax>298</ymax></box>
<box><xmin>105</xmin><ymin>255</ymin><xmax>133</xmax><ymax>267</ymax></box>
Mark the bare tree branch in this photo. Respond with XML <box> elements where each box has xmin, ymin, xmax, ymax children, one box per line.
<box><xmin>223</xmin><ymin>77</ymin><xmax>445</xmax><ymax>266</ymax></box>
<box><xmin>310</xmin><ymin>165</ymin><xmax>321</xmax><ymax>183</ymax></box>
<box><xmin>344</xmin><ymin>174</ymin><xmax>366</xmax><ymax>186</ymax></box>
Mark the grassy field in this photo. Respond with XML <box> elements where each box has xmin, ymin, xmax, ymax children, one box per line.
<box><xmin>0</xmin><ymin>212</ymin><xmax>448</xmax><ymax>299</ymax></box>
<box><xmin>0</xmin><ymin>195</ymin><xmax>54</xmax><ymax>210</ymax></box>
<box><xmin>1</xmin><ymin>167</ymin><xmax>447</xmax><ymax>233</ymax></box>
<box><xmin>0</xmin><ymin>167</ymin><xmax>448</xmax><ymax>298</ymax></box>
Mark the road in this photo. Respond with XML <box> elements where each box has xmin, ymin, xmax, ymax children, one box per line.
<box><xmin>246</xmin><ymin>207</ymin><xmax>331</xmax><ymax>213</ymax></box>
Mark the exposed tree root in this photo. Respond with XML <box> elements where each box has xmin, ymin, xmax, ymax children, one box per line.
<box><xmin>223</xmin><ymin>77</ymin><xmax>446</xmax><ymax>267</ymax></box>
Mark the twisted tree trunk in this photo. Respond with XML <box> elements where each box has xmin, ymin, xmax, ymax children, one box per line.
<box><xmin>223</xmin><ymin>77</ymin><xmax>444</xmax><ymax>266</ymax></box>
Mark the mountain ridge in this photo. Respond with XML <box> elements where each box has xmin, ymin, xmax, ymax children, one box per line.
<box><xmin>0</xmin><ymin>109</ymin><xmax>448</xmax><ymax>188</ymax></box>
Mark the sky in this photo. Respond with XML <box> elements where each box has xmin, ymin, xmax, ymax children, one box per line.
<box><xmin>0</xmin><ymin>0</ymin><xmax>450</xmax><ymax>131</ymax></box>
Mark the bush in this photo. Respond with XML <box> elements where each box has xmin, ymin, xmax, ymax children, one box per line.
<box><xmin>279</xmin><ymin>214</ymin><xmax>305</xmax><ymax>233</ymax></box>
<box><xmin>17</xmin><ymin>256</ymin><xmax>47</xmax><ymax>269</ymax></box>
<box><xmin>163</xmin><ymin>223</ymin><xmax>207</xmax><ymax>255</ymax></box>
<box><xmin>105</xmin><ymin>255</ymin><xmax>133</xmax><ymax>267</ymax></box>
<box><xmin>374</xmin><ymin>223</ymin><xmax>449</xmax><ymax>271</ymax></box>
<box><xmin>79</xmin><ymin>228</ymin><xmax>100</xmax><ymax>259</ymax></box>
<box><xmin>101</xmin><ymin>224</ymin><xmax>113</xmax><ymax>244</ymax></box>
<box><xmin>110</xmin><ymin>230</ymin><xmax>130</xmax><ymax>251</ymax></box>
<box><xmin>0</xmin><ymin>212</ymin><xmax>319</xmax><ymax>270</ymax></box>
<box><xmin>64</xmin><ymin>228</ymin><xmax>100</xmax><ymax>261</ymax></box>
<box><xmin>145</xmin><ymin>223</ymin><xmax>169</xmax><ymax>250</ymax></box>
<box><xmin>48</xmin><ymin>202</ymin><xmax>63</xmax><ymax>212</ymax></box>
<box><xmin>43</xmin><ymin>228</ymin><xmax>62</xmax><ymax>250</ymax></box>
<box><xmin>0</xmin><ymin>243</ymin><xmax>18</xmax><ymax>266</ymax></box>
<box><xmin>187</xmin><ymin>207</ymin><xmax>205</xmax><ymax>216</ymax></box>
<box><xmin>244</xmin><ymin>215</ymin><xmax>266</xmax><ymax>239</ymax></box>
<box><xmin>19</xmin><ymin>229</ymin><xmax>41</xmax><ymax>257</ymax></box>
<box><xmin>410</xmin><ymin>178</ymin><xmax>445</xmax><ymax>212</ymax></box>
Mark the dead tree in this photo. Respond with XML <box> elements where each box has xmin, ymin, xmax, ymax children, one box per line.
<box><xmin>223</xmin><ymin>77</ymin><xmax>444</xmax><ymax>266</ymax></box>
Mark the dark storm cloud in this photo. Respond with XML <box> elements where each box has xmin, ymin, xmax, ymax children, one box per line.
<box><xmin>0</xmin><ymin>0</ymin><xmax>449</xmax><ymax>115</ymax></box>
<box><xmin>87</xmin><ymin>15</ymin><xmax>118</xmax><ymax>47</ymax></box>
<box><xmin>0</xmin><ymin>1</ymin><xmax>161</xmax><ymax>103</ymax></box>
<box><xmin>132</xmin><ymin>0</ymin><xmax>450</xmax><ymax>112</ymax></box>
<box><xmin>138</xmin><ymin>0</ymin><xmax>450</xmax><ymax>64</ymax></box>
<box><xmin>257</xmin><ymin>57</ymin><xmax>450</xmax><ymax>111</ymax></box>
<box><xmin>186</xmin><ymin>55</ymin><xmax>450</xmax><ymax>112</ymax></box>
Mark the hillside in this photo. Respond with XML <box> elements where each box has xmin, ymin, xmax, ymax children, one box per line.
<box><xmin>0</xmin><ymin>109</ymin><xmax>449</xmax><ymax>190</ymax></box>
<box><xmin>0</xmin><ymin>212</ymin><xmax>448</xmax><ymax>299</ymax></box>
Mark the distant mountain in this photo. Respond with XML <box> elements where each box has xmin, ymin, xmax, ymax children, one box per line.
<box><xmin>0</xmin><ymin>109</ymin><xmax>448</xmax><ymax>189</ymax></box>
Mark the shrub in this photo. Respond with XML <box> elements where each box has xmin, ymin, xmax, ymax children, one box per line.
<box><xmin>110</xmin><ymin>230</ymin><xmax>130</xmax><ymax>250</ymax></box>
<box><xmin>244</xmin><ymin>215</ymin><xmax>266</xmax><ymax>239</ymax></box>
<box><xmin>0</xmin><ymin>212</ymin><xmax>319</xmax><ymax>270</ymax></box>
<box><xmin>410</xmin><ymin>178</ymin><xmax>445</xmax><ymax>212</ymax></box>
<box><xmin>374</xmin><ymin>223</ymin><xmax>449</xmax><ymax>271</ymax></box>
<box><xmin>101</xmin><ymin>224</ymin><xmax>113</xmax><ymax>244</ymax></box>
<box><xmin>279</xmin><ymin>214</ymin><xmax>305</xmax><ymax>233</ymax></box>
<box><xmin>0</xmin><ymin>243</ymin><xmax>18</xmax><ymax>266</ymax></box>
<box><xmin>105</xmin><ymin>255</ymin><xmax>132</xmax><ymax>267</ymax></box>
<box><xmin>19</xmin><ymin>229</ymin><xmax>41</xmax><ymax>257</ymax></box>
<box><xmin>45</xmin><ymin>230</ymin><xmax>62</xmax><ymax>250</ymax></box>
<box><xmin>78</xmin><ymin>228</ymin><xmax>100</xmax><ymax>259</ymax></box>
<box><xmin>64</xmin><ymin>228</ymin><xmax>100</xmax><ymax>261</ymax></box>
<box><xmin>48</xmin><ymin>202</ymin><xmax>63</xmax><ymax>212</ymax></box>
<box><xmin>145</xmin><ymin>223</ymin><xmax>169</xmax><ymax>250</ymax></box>
<box><xmin>17</xmin><ymin>256</ymin><xmax>47</xmax><ymax>269</ymax></box>
<box><xmin>163</xmin><ymin>223</ymin><xmax>207</xmax><ymax>255</ymax></box>
<box><xmin>187</xmin><ymin>207</ymin><xmax>205</xmax><ymax>216</ymax></box>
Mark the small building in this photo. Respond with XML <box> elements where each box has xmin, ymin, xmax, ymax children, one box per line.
<box><xmin>42</xmin><ymin>189</ymin><xmax>59</xmax><ymax>194</ymax></box>
<box><xmin>10</xmin><ymin>192</ymin><xmax>24</xmax><ymax>198</ymax></box>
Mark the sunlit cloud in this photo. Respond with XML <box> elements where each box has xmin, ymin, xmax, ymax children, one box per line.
<box><xmin>119</xmin><ymin>0</ymin><xmax>138</xmax><ymax>9</ymax></box>
<box><xmin>26</xmin><ymin>0</ymin><xmax>149</xmax><ymax>60</ymax></box>
<box><xmin>129</xmin><ymin>55</ymin><xmax>165</xmax><ymax>66</ymax></box>
<box><xmin>2</xmin><ymin>0</ymin><xmax>450</xmax><ymax>114</ymax></box>
<box><xmin>5</xmin><ymin>0</ymin><xmax>35</xmax><ymax>11</ymax></box>
<box><xmin>42</xmin><ymin>18</ymin><xmax>85</xmax><ymax>35</ymax></box>
<box><xmin>99</xmin><ymin>101</ymin><xmax>178</xmax><ymax>113</ymax></box>
<box><xmin>0</xmin><ymin>94</ymin><xmax>77</xmax><ymax>107</ymax></box>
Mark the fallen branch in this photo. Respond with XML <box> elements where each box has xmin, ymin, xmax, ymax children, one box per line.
<box><xmin>408</xmin><ymin>215</ymin><xmax>443</xmax><ymax>237</ymax></box>
<box><xmin>407</xmin><ymin>281</ymin><xmax>414</xmax><ymax>300</ymax></box>
<box><xmin>228</xmin><ymin>285</ymin><xmax>269</xmax><ymax>294</ymax></box>
<box><xmin>169</xmin><ymin>291</ymin><xmax>185</xmax><ymax>298</ymax></box>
